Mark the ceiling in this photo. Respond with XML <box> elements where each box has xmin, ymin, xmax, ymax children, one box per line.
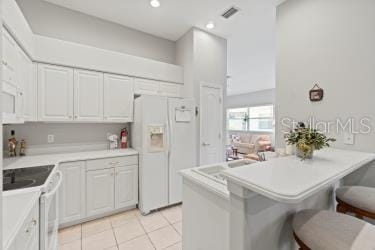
<box><xmin>43</xmin><ymin>0</ymin><xmax>280</xmax><ymax>96</ymax></box>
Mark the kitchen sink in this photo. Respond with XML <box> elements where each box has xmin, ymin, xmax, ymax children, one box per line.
<box><xmin>192</xmin><ymin>159</ymin><xmax>257</xmax><ymax>185</ymax></box>
<box><xmin>228</xmin><ymin>159</ymin><xmax>256</xmax><ymax>168</ymax></box>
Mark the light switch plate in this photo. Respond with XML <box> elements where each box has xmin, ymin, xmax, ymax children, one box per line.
<box><xmin>343</xmin><ymin>132</ymin><xmax>354</xmax><ymax>145</ymax></box>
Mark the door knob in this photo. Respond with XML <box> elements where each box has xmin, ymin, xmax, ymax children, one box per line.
<box><xmin>202</xmin><ymin>142</ymin><xmax>210</xmax><ymax>146</ymax></box>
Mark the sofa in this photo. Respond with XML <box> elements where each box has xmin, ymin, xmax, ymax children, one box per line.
<box><xmin>232</xmin><ymin>134</ymin><xmax>272</xmax><ymax>154</ymax></box>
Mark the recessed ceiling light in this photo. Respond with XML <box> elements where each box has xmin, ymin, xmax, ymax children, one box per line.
<box><xmin>206</xmin><ymin>21</ymin><xmax>215</xmax><ymax>29</ymax></box>
<box><xmin>150</xmin><ymin>0</ymin><xmax>160</xmax><ymax>8</ymax></box>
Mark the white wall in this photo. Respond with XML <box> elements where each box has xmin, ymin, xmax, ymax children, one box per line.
<box><xmin>176</xmin><ymin>29</ymin><xmax>194</xmax><ymax>97</ymax></box>
<box><xmin>176</xmin><ymin>28</ymin><xmax>227</xmax><ymax>163</ymax></box>
<box><xmin>227</xmin><ymin>0</ymin><xmax>276</xmax><ymax>95</ymax></box>
<box><xmin>16</xmin><ymin>0</ymin><xmax>176</xmax><ymax>64</ymax></box>
<box><xmin>226</xmin><ymin>88</ymin><xmax>275</xmax><ymax>109</ymax></box>
<box><xmin>276</xmin><ymin>0</ymin><xmax>375</xmax><ymax>186</ymax></box>
<box><xmin>3</xmin><ymin>123</ymin><xmax>128</xmax><ymax>153</ymax></box>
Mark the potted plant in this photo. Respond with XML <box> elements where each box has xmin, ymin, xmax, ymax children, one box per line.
<box><xmin>285</xmin><ymin>122</ymin><xmax>336</xmax><ymax>160</ymax></box>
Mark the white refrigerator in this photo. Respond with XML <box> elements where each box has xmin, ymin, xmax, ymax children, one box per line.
<box><xmin>131</xmin><ymin>95</ymin><xmax>196</xmax><ymax>214</ymax></box>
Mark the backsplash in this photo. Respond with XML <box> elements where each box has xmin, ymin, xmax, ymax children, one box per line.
<box><xmin>3</xmin><ymin>123</ymin><xmax>129</xmax><ymax>155</ymax></box>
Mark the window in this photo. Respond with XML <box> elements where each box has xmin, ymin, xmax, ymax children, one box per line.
<box><xmin>227</xmin><ymin>105</ymin><xmax>274</xmax><ymax>132</ymax></box>
<box><xmin>227</xmin><ymin>108</ymin><xmax>248</xmax><ymax>131</ymax></box>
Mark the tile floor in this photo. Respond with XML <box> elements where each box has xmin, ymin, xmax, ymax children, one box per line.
<box><xmin>58</xmin><ymin>205</ymin><xmax>182</xmax><ymax>250</ymax></box>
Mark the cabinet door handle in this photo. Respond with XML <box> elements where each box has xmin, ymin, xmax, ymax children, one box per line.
<box><xmin>109</xmin><ymin>161</ymin><xmax>119</xmax><ymax>165</ymax></box>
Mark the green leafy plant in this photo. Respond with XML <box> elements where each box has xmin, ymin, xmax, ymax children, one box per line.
<box><xmin>285</xmin><ymin>122</ymin><xmax>336</xmax><ymax>160</ymax></box>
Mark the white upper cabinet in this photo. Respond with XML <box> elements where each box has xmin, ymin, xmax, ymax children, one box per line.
<box><xmin>2</xmin><ymin>28</ymin><xmax>17</xmax><ymax>84</ymax></box>
<box><xmin>74</xmin><ymin>69</ymin><xmax>104</xmax><ymax>121</ymax></box>
<box><xmin>104</xmin><ymin>74</ymin><xmax>134</xmax><ymax>122</ymax></box>
<box><xmin>16</xmin><ymin>47</ymin><xmax>37</xmax><ymax>121</ymax></box>
<box><xmin>38</xmin><ymin>64</ymin><xmax>74</xmax><ymax>121</ymax></box>
<box><xmin>134</xmin><ymin>78</ymin><xmax>160</xmax><ymax>96</ymax></box>
<box><xmin>134</xmin><ymin>78</ymin><xmax>181</xmax><ymax>97</ymax></box>
<box><xmin>159</xmin><ymin>82</ymin><xmax>181</xmax><ymax>97</ymax></box>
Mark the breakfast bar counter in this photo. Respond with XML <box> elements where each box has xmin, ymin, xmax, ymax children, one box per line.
<box><xmin>220</xmin><ymin>148</ymin><xmax>375</xmax><ymax>250</ymax></box>
<box><xmin>222</xmin><ymin>148</ymin><xmax>375</xmax><ymax>204</ymax></box>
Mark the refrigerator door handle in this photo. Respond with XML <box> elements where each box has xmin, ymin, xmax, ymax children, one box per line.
<box><xmin>166</xmin><ymin>117</ymin><xmax>172</xmax><ymax>158</ymax></box>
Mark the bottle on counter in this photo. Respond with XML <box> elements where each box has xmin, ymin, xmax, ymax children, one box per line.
<box><xmin>8</xmin><ymin>130</ymin><xmax>18</xmax><ymax>157</ymax></box>
<box><xmin>19</xmin><ymin>139</ymin><xmax>26</xmax><ymax>156</ymax></box>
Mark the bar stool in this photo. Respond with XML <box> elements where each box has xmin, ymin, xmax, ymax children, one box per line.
<box><xmin>292</xmin><ymin>209</ymin><xmax>375</xmax><ymax>250</ymax></box>
<box><xmin>336</xmin><ymin>186</ymin><xmax>375</xmax><ymax>220</ymax></box>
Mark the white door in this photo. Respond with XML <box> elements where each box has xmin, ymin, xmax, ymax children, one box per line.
<box><xmin>59</xmin><ymin>161</ymin><xmax>86</xmax><ymax>224</ymax></box>
<box><xmin>200</xmin><ymin>85</ymin><xmax>223</xmax><ymax>165</ymax></box>
<box><xmin>86</xmin><ymin>168</ymin><xmax>115</xmax><ymax>217</ymax></box>
<box><xmin>103</xmin><ymin>74</ymin><xmax>134</xmax><ymax>122</ymax></box>
<box><xmin>115</xmin><ymin>165</ymin><xmax>138</xmax><ymax>209</ymax></box>
<box><xmin>74</xmin><ymin>69</ymin><xmax>104</xmax><ymax>121</ymax></box>
<box><xmin>16</xmin><ymin>47</ymin><xmax>37</xmax><ymax>121</ymax></box>
<box><xmin>38</xmin><ymin>64</ymin><xmax>74</xmax><ymax>121</ymax></box>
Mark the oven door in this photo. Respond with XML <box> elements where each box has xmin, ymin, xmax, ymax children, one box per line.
<box><xmin>40</xmin><ymin>171</ymin><xmax>62</xmax><ymax>250</ymax></box>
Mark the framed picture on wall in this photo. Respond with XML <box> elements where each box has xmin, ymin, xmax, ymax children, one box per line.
<box><xmin>309</xmin><ymin>84</ymin><xmax>324</xmax><ymax>102</ymax></box>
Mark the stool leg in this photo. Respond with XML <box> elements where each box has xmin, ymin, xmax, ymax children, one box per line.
<box><xmin>337</xmin><ymin>203</ymin><xmax>346</xmax><ymax>214</ymax></box>
<box><xmin>355</xmin><ymin>214</ymin><xmax>364</xmax><ymax>220</ymax></box>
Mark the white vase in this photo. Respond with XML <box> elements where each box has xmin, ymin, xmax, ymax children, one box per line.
<box><xmin>285</xmin><ymin>144</ymin><xmax>294</xmax><ymax>155</ymax></box>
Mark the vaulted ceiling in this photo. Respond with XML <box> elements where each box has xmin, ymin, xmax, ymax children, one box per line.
<box><xmin>43</xmin><ymin>0</ymin><xmax>280</xmax><ymax>95</ymax></box>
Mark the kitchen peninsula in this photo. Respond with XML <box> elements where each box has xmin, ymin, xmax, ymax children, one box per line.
<box><xmin>181</xmin><ymin>148</ymin><xmax>375</xmax><ymax>250</ymax></box>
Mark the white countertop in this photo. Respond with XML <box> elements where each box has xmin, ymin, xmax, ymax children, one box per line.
<box><xmin>3</xmin><ymin>189</ymin><xmax>41</xmax><ymax>249</ymax></box>
<box><xmin>222</xmin><ymin>148</ymin><xmax>375</xmax><ymax>203</ymax></box>
<box><xmin>180</xmin><ymin>168</ymin><xmax>230</xmax><ymax>200</ymax></box>
<box><xmin>2</xmin><ymin>148</ymin><xmax>139</xmax><ymax>248</ymax></box>
<box><xmin>3</xmin><ymin>148</ymin><xmax>139</xmax><ymax>170</ymax></box>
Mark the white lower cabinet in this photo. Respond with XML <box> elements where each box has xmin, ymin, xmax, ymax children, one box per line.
<box><xmin>59</xmin><ymin>161</ymin><xmax>86</xmax><ymax>224</ymax></box>
<box><xmin>86</xmin><ymin>168</ymin><xmax>115</xmax><ymax>217</ymax></box>
<box><xmin>7</xmin><ymin>199</ymin><xmax>39</xmax><ymax>250</ymax></box>
<box><xmin>115</xmin><ymin>165</ymin><xmax>138</xmax><ymax>209</ymax></box>
<box><xmin>58</xmin><ymin>156</ymin><xmax>138</xmax><ymax>226</ymax></box>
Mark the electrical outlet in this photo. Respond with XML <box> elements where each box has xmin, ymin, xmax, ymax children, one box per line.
<box><xmin>47</xmin><ymin>134</ymin><xmax>55</xmax><ymax>143</ymax></box>
<box><xmin>343</xmin><ymin>132</ymin><xmax>354</xmax><ymax>145</ymax></box>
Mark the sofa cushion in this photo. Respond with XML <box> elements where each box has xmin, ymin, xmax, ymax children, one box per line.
<box><xmin>239</xmin><ymin>134</ymin><xmax>252</xmax><ymax>143</ymax></box>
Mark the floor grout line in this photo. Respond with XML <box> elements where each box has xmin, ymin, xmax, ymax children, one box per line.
<box><xmin>136</xmin><ymin>213</ymin><xmax>157</xmax><ymax>250</ymax></box>
<box><xmin>58</xmin><ymin>205</ymin><xmax>182</xmax><ymax>250</ymax></box>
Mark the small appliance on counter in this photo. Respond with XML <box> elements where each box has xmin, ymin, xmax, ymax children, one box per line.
<box><xmin>107</xmin><ymin>133</ymin><xmax>119</xmax><ymax>150</ymax></box>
